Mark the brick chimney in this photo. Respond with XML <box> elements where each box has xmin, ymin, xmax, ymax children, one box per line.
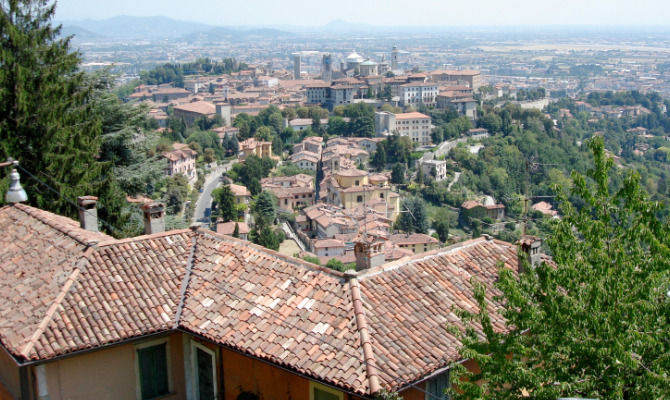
<box><xmin>141</xmin><ymin>202</ymin><xmax>165</xmax><ymax>235</ymax></box>
<box><xmin>77</xmin><ymin>196</ymin><xmax>99</xmax><ymax>232</ymax></box>
<box><xmin>354</xmin><ymin>236</ymin><xmax>385</xmax><ymax>272</ymax></box>
<box><xmin>517</xmin><ymin>235</ymin><xmax>542</xmax><ymax>272</ymax></box>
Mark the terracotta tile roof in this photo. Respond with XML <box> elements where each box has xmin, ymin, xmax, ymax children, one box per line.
<box><xmin>228</xmin><ymin>183</ymin><xmax>251</xmax><ymax>197</ymax></box>
<box><xmin>356</xmin><ymin>237</ymin><xmax>518</xmax><ymax>388</ymax></box>
<box><xmin>0</xmin><ymin>204</ymin><xmax>520</xmax><ymax>395</ymax></box>
<box><xmin>389</xmin><ymin>233</ymin><xmax>439</xmax><ymax>246</ymax></box>
<box><xmin>395</xmin><ymin>112</ymin><xmax>430</xmax><ymax>120</ymax></box>
<box><xmin>0</xmin><ymin>204</ymin><xmax>112</xmax><ymax>359</ymax></box>
<box><xmin>217</xmin><ymin>221</ymin><xmax>250</xmax><ymax>235</ymax></box>
<box><xmin>173</xmin><ymin>101</ymin><xmax>216</xmax><ymax>115</ymax></box>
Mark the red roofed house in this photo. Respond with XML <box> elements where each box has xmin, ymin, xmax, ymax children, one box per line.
<box><xmin>0</xmin><ymin>198</ymin><xmax>524</xmax><ymax>400</ymax></box>
<box><xmin>162</xmin><ymin>143</ymin><xmax>198</xmax><ymax>185</ymax></box>
<box><xmin>173</xmin><ymin>100</ymin><xmax>217</xmax><ymax>126</ymax></box>
<box><xmin>390</xmin><ymin>233</ymin><xmax>440</xmax><ymax>254</ymax></box>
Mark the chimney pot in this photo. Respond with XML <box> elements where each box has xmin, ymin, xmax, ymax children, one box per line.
<box><xmin>141</xmin><ymin>202</ymin><xmax>165</xmax><ymax>235</ymax></box>
<box><xmin>517</xmin><ymin>235</ymin><xmax>542</xmax><ymax>272</ymax></box>
<box><xmin>77</xmin><ymin>196</ymin><xmax>99</xmax><ymax>232</ymax></box>
<box><xmin>354</xmin><ymin>236</ymin><xmax>385</xmax><ymax>271</ymax></box>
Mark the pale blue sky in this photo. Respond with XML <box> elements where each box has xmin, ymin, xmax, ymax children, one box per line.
<box><xmin>55</xmin><ymin>0</ymin><xmax>670</xmax><ymax>27</ymax></box>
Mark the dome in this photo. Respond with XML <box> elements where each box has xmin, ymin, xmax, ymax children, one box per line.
<box><xmin>346</xmin><ymin>51</ymin><xmax>364</xmax><ymax>63</ymax></box>
<box><xmin>360</xmin><ymin>60</ymin><xmax>378</xmax><ymax>66</ymax></box>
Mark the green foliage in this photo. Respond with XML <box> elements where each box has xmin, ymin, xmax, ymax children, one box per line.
<box><xmin>253</xmin><ymin>225</ymin><xmax>281</xmax><ymax>251</ymax></box>
<box><xmin>140</xmin><ymin>58</ymin><xmax>246</xmax><ymax>86</ymax></box>
<box><xmin>228</xmin><ymin>155</ymin><xmax>276</xmax><ymax>196</ymax></box>
<box><xmin>450</xmin><ymin>137</ymin><xmax>670</xmax><ymax>399</ymax></box>
<box><xmin>431</xmin><ymin>208</ymin><xmax>451</xmax><ymax>242</ymax></box>
<box><xmin>212</xmin><ymin>185</ymin><xmax>236</xmax><ymax>222</ymax></box>
<box><xmin>0</xmin><ymin>1</ymin><xmax>130</xmax><ymax>235</ymax></box>
<box><xmin>273</xmin><ymin>162</ymin><xmax>315</xmax><ymax>178</ymax></box>
<box><xmin>374</xmin><ymin>389</ymin><xmax>403</xmax><ymax>400</ymax></box>
<box><xmin>251</xmin><ymin>191</ymin><xmax>277</xmax><ymax>227</ymax></box>
<box><xmin>186</xmin><ymin>130</ymin><xmax>223</xmax><ymax>159</ymax></box>
<box><xmin>302</xmin><ymin>255</ymin><xmax>321</xmax><ymax>265</ymax></box>
<box><xmin>515</xmin><ymin>87</ymin><xmax>546</xmax><ymax>101</ymax></box>
<box><xmin>371</xmin><ymin>142</ymin><xmax>387</xmax><ymax>171</ymax></box>
<box><xmin>396</xmin><ymin>196</ymin><xmax>428</xmax><ymax>234</ymax></box>
<box><xmin>164</xmin><ymin>175</ymin><xmax>189</xmax><ymax>214</ymax></box>
<box><xmin>391</xmin><ymin>163</ymin><xmax>406</xmax><ymax>184</ymax></box>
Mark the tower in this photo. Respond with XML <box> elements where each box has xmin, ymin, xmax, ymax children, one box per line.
<box><xmin>391</xmin><ymin>45</ymin><xmax>399</xmax><ymax>71</ymax></box>
<box><xmin>321</xmin><ymin>53</ymin><xmax>332</xmax><ymax>82</ymax></box>
<box><xmin>292</xmin><ymin>53</ymin><xmax>301</xmax><ymax>80</ymax></box>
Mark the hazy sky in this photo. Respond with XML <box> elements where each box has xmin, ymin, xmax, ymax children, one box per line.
<box><xmin>55</xmin><ymin>0</ymin><xmax>670</xmax><ymax>27</ymax></box>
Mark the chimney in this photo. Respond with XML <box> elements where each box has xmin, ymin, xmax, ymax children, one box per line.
<box><xmin>354</xmin><ymin>237</ymin><xmax>385</xmax><ymax>272</ymax></box>
<box><xmin>141</xmin><ymin>202</ymin><xmax>165</xmax><ymax>235</ymax></box>
<box><xmin>77</xmin><ymin>196</ymin><xmax>99</xmax><ymax>232</ymax></box>
<box><xmin>517</xmin><ymin>235</ymin><xmax>542</xmax><ymax>272</ymax></box>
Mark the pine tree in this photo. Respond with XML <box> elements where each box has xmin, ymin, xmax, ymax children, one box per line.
<box><xmin>232</xmin><ymin>222</ymin><xmax>240</xmax><ymax>238</ymax></box>
<box><xmin>0</xmin><ymin>0</ymin><xmax>126</xmax><ymax>233</ymax></box>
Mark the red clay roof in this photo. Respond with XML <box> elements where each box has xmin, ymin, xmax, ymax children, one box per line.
<box><xmin>0</xmin><ymin>204</ymin><xmax>519</xmax><ymax>395</ymax></box>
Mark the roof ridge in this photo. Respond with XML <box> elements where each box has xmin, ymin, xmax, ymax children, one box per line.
<box><xmin>19</xmin><ymin>251</ymin><xmax>91</xmax><ymax>358</ymax></box>
<box><xmin>12</xmin><ymin>203</ymin><xmax>107</xmax><ymax>245</ymax></box>
<box><xmin>357</xmin><ymin>237</ymin><xmax>495</xmax><ymax>280</ymax></box>
<box><xmin>96</xmin><ymin>228</ymin><xmax>192</xmax><ymax>247</ymax></box>
<box><xmin>348</xmin><ymin>277</ymin><xmax>380</xmax><ymax>394</ymax></box>
<box><xmin>174</xmin><ymin>235</ymin><xmax>197</xmax><ymax>328</ymax></box>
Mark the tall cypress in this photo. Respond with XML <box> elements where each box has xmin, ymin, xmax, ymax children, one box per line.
<box><xmin>0</xmin><ymin>0</ymin><xmax>126</xmax><ymax>234</ymax></box>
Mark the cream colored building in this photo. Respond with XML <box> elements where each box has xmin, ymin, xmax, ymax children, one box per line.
<box><xmin>395</xmin><ymin>112</ymin><xmax>432</xmax><ymax>145</ymax></box>
<box><xmin>326</xmin><ymin>169</ymin><xmax>400</xmax><ymax>219</ymax></box>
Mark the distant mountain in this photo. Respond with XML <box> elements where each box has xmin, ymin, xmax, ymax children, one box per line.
<box><xmin>61</xmin><ymin>16</ymin><xmax>212</xmax><ymax>39</ymax></box>
<box><xmin>181</xmin><ymin>26</ymin><xmax>295</xmax><ymax>42</ymax></box>
<box><xmin>58</xmin><ymin>25</ymin><xmax>103</xmax><ymax>41</ymax></box>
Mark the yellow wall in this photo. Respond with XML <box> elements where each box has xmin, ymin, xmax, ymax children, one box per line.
<box><xmin>0</xmin><ymin>348</ymin><xmax>19</xmax><ymax>400</ymax></box>
<box><xmin>41</xmin><ymin>333</ymin><xmax>185</xmax><ymax>400</ymax></box>
<box><xmin>336</xmin><ymin>174</ymin><xmax>368</xmax><ymax>188</ymax></box>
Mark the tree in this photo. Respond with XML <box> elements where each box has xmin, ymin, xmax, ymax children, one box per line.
<box><xmin>396</xmin><ymin>197</ymin><xmax>428</xmax><ymax>234</ymax></box>
<box><xmin>253</xmin><ymin>225</ymin><xmax>281</xmax><ymax>251</ymax></box>
<box><xmin>391</xmin><ymin>163</ymin><xmax>405</xmax><ymax>184</ymax></box>
<box><xmin>164</xmin><ymin>175</ymin><xmax>189</xmax><ymax>214</ymax></box>
<box><xmin>212</xmin><ymin>185</ymin><xmax>236</xmax><ymax>222</ymax></box>
<box><xmin>255</xmin><ymin>126</ymin><xmax>273</xmax><ymax>141</ymax></box>
<box><xmin>479</xmin><ymin>112</ymin><xmax>502</xmax><ymax>134</ymax></box>
<box><xmin>232</xmin><ymin>222</ymin><xmax>240</xmax><ymax>238</ymax></box>
<box><xmin>251</xmin><ymin>190</ymin><xmax>277</xmax><ymax>227</ymax></box>
<box><xmin>0</xmin><ymin>1</ymin><xmax>130</xmax><ymax>234</ymax></box>
<box><xmin>450</xmin><ymin>138</ymin><xmax>670</xmax><ymax>399</ymax></box>
<box><xmin>371</xmin><ymin>143</ymin><xmax>387</xmax><ymax>171</ymax></box>
<box><xmin>431</xmin><ymin>208</ymin><xmax>450</xmax><ymax>242</ymax></box>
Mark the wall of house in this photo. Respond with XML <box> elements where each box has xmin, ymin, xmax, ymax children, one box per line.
<box><xmin>39</xmin><ymin>333</ymin><xmax>185</xmax><ymax>400</ymax></box>
<box><xmin>0</xmin><ymin>348</ymin><xmax>20</xmax><ymax>400</ymax></box>
<box><xmin>220</xmin><ymin>347</ymin><xmax>312</xmax><ymax>400</ymax></box>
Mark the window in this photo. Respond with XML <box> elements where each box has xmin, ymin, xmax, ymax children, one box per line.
<box><xmin>309</xmin><ymin>381</ymin><xmax>343</xmax><ymax>400</ymax></box>
<box><xmin>356</xmin><ymin>195</ymin><xmax>363</xmax><ymax>203</ymax></box>
<box><xmin>136</xmin><ymin>339</ymin><xmax>171</xmax><ymax>400</ymax></box>
<box><xmin>192</xmin><ymin>342</ymin><xmax>217</xmax><ymax>400</ymax></box>
<box><xmin>425</xmin><ymin>370</ymin><xmax>450</xmax><ymax>400</ymax></box>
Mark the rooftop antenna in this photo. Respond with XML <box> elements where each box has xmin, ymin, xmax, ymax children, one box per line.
<box><xmin>2</xmin><ymin>159</ymin><xmax>27</xmax><ymax>203</ymax></box>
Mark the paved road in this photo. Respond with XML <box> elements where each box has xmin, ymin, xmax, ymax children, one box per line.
<box><xmin>192</xmin><ymin>159</ymin><xmax>237</xmax><ymax>225</ymax></box>
<box><xmin>447</xmin><ymin>171</ymin><xmax>461</xmax><ymax>191</ymax></box>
